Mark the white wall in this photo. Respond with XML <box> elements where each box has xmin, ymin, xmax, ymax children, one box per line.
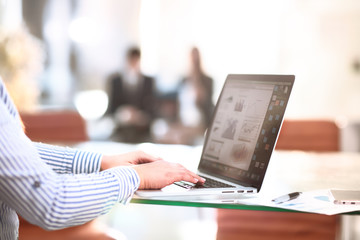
<box><xmin>70</xmin><ymin>0</ymin><xmax>142</xmax><ymax>89</ymax></box>
<box><xmin>0</xmin><ymin>0</ymin><xmax>22</xmax><ymax>29</ymax></box>
<box><xmin>139</xmin><ymin>0</ymin><xmax>360</xmax><ymax>120</ymax></box>
<box><xmin>279</xmin><ymin>1</ymin><xmax>360</xmax><ymax>119</ymax></box>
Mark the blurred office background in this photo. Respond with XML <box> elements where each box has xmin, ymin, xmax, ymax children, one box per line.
<box><xmin>2</xmin><ymin>0</ymin><xmax>360</xmax><ymax>239</ymax></box>
<box><xmin>1</xmin><ymin>0</ymin><xmax>360</xmax><ymax>147</ymax></box>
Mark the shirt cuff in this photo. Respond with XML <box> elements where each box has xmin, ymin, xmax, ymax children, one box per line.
<box><xmin>109</xmin><ymin>166</ymin><xmax>140</xmax><ymax>204</ymax></box>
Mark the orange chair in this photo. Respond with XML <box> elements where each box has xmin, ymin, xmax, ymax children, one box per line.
<box><xmin>217</xmin><ymin>119</ymin><xmax>341</xmax><ymax>240</ymax></box>
<box><xmin>18</xmin><ymin>110</ymin><xmax>116</xmax><ymax>240</ymax></box>
<box><xmin>21</xmin><ymin>109</ymin><xmax>89</xmax><ymax>143</ymax></box>
<box><xmin>276</xmin><ymin>119</ymin><xmax>340</xmax><ymax>152</ymax></box>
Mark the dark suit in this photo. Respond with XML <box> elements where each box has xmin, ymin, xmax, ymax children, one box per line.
<box><xmin>107</xmin><ymin>73</ymin><xmax>156</xmax><ymax>142</ymax></box>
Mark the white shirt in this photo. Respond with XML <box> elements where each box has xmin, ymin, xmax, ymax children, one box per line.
<box><xmin>0</xmin><ymin>77</ymin><xmax>140</xmax><ymax>239</ymax></box>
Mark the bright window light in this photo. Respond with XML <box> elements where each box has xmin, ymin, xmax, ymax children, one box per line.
<box><xmin>68</xmin><ymin>17</ymin><xmax>102</xmax><ymax>45</ymax></box>
<box><xmin>74</xmin><ymin>90</ymin><xmax>108</xmax><ymax>120</ymax></box>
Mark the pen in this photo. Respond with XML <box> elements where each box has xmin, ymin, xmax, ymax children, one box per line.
<box><xmin>272</xmin><ymin>192</ymin><xmax>302</xmax><ymax>204</ymax></box>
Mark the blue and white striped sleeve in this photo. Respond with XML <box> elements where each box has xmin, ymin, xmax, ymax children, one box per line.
<box><xmin>0</xmin><ymin>102</ymin><xmax>140</xmax><ymax>231</ymax></box>
<box><xmin>35</xmin><ymin>142</ymin><xmax>102</xmax><ymax>174</ymax></box>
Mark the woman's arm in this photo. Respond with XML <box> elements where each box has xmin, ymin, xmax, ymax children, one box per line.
<box><xmin>35</xmin><ymin>142</ymin><xmax>102</xmax><ymax>174</ymax></box>
<box><xmin>0</xmin><ymin>115</ymin><xmax>139</xmax><ymax>230</ymax></box>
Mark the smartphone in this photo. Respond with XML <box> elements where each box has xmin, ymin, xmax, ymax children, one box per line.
<box><xmin>329</xmin><ymin>189</ymin><xmax>360</xmax><ymax>205</ymax></box>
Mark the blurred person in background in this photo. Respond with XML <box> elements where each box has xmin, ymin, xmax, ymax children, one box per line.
<box><xmin>178</xmin><ymin>47</ymin><xmax>214</xmax><ymax>130</ymax></box>
<box><xmin>176</xmin><ymin>47</ymin><xmax>214</xmax><ymax>144</ymax></box>
<box><xmin>106</xmin><ymin>46</ymin><xmax>156</xmax><ymax>143</ymax></box>
<box><xmin>153</xmin><ymin>47</ymin><xmax>214</xmax><ymax>145</ymax></box>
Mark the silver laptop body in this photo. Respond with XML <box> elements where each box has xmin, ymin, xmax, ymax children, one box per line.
<box><xmin>136</xmin><ymin>74</ymin><xmax>295</xmax><ymax>198</ymax></box>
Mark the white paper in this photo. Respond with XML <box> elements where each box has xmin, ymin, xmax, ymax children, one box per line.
<box><xmin>235</xmin><ymin>189</ymin><xmax>360</xmax><ymax>215</ymax></box>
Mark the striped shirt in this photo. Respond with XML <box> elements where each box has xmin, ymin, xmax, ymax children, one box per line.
<box><xmin>0</xmin><ymin>77</ymin><xmax>140</xmax><ymax>239</ymax></box>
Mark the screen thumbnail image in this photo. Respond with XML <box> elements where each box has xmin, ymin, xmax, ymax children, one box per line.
<box><xmin>234</xmin><ymin>98</ymin><xmax>246</xmax><ymax>112</ymax></box>
<box><xmin>238</xmin><ymin>119</ymin><xmax>261</xmax><ymax>141</ymax></box>
<box><xmin>204</xmin><ymin>140</ymin><xmax>223</xmax><ymax>160</ymax></box>
<box><xmin>219</xmin><ymin>95</ymin><xmax>234</xmax><ymax>111</ymax></box>
<box><xmin>229</xmin><ymin>142</ymin><xmax>252</xmax><ymax>169</ymax></box>
<box><xmin>221</xmin><ymin>118</ymin><xmax>238</xmax><ymax>140</ymax></box>
<box><xmin>245</xmin><ymin>99</ymin><xmax>267</xmax><ymax>117</ymax></box>
<box><xmin>210</xmin><ymin>123</ymin><xmax>223</xmax><ymax>139</ymax></box>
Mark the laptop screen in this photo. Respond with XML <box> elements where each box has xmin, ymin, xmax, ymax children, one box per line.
<box><xmin>198</xmin><ymin>74</ymin><xmax>294</xmax><ymax>191</ymax></box>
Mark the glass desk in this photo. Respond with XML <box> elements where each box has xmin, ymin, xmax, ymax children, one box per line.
<box><xmin>76</xmin><ymin>141</ymin><xmax>360</xmax><ymax>215</ymax></box>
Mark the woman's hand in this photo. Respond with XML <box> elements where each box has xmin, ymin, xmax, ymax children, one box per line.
<box><xmin>101</xmin><ymin>150</ymin><xmax>205</xmax><ymax>190</ymax></box>
<box><xmin>132</xmin><ymin>160</ymin><xmax>205</xmax><ymax>189</ymax></box>
<box><xmin>101</xmin><ymin>150</ymin><xmax>162</xmax><ymax>170</ymax></box>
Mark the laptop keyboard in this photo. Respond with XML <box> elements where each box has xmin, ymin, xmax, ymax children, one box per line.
<box><xmin>197</xmin><ymin>176</ymin><xmax>236</xmax><ymax>188</ymax></box>
<box><xmin>174</xmin><ymin>176</ymin><xmax>235</xmax><ymax>189</ymax></box>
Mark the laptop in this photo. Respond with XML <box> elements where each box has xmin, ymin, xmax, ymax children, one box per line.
<box><xmin>136</xmin><ymin>74</ymin><xmax>295</xmax><ymax>198</ymax></box>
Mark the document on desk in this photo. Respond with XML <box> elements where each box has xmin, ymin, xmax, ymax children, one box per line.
<box><xmin>236</xmin><ymin>189</ymin><xmax>360</xmax><ymax>215</ymax></box>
